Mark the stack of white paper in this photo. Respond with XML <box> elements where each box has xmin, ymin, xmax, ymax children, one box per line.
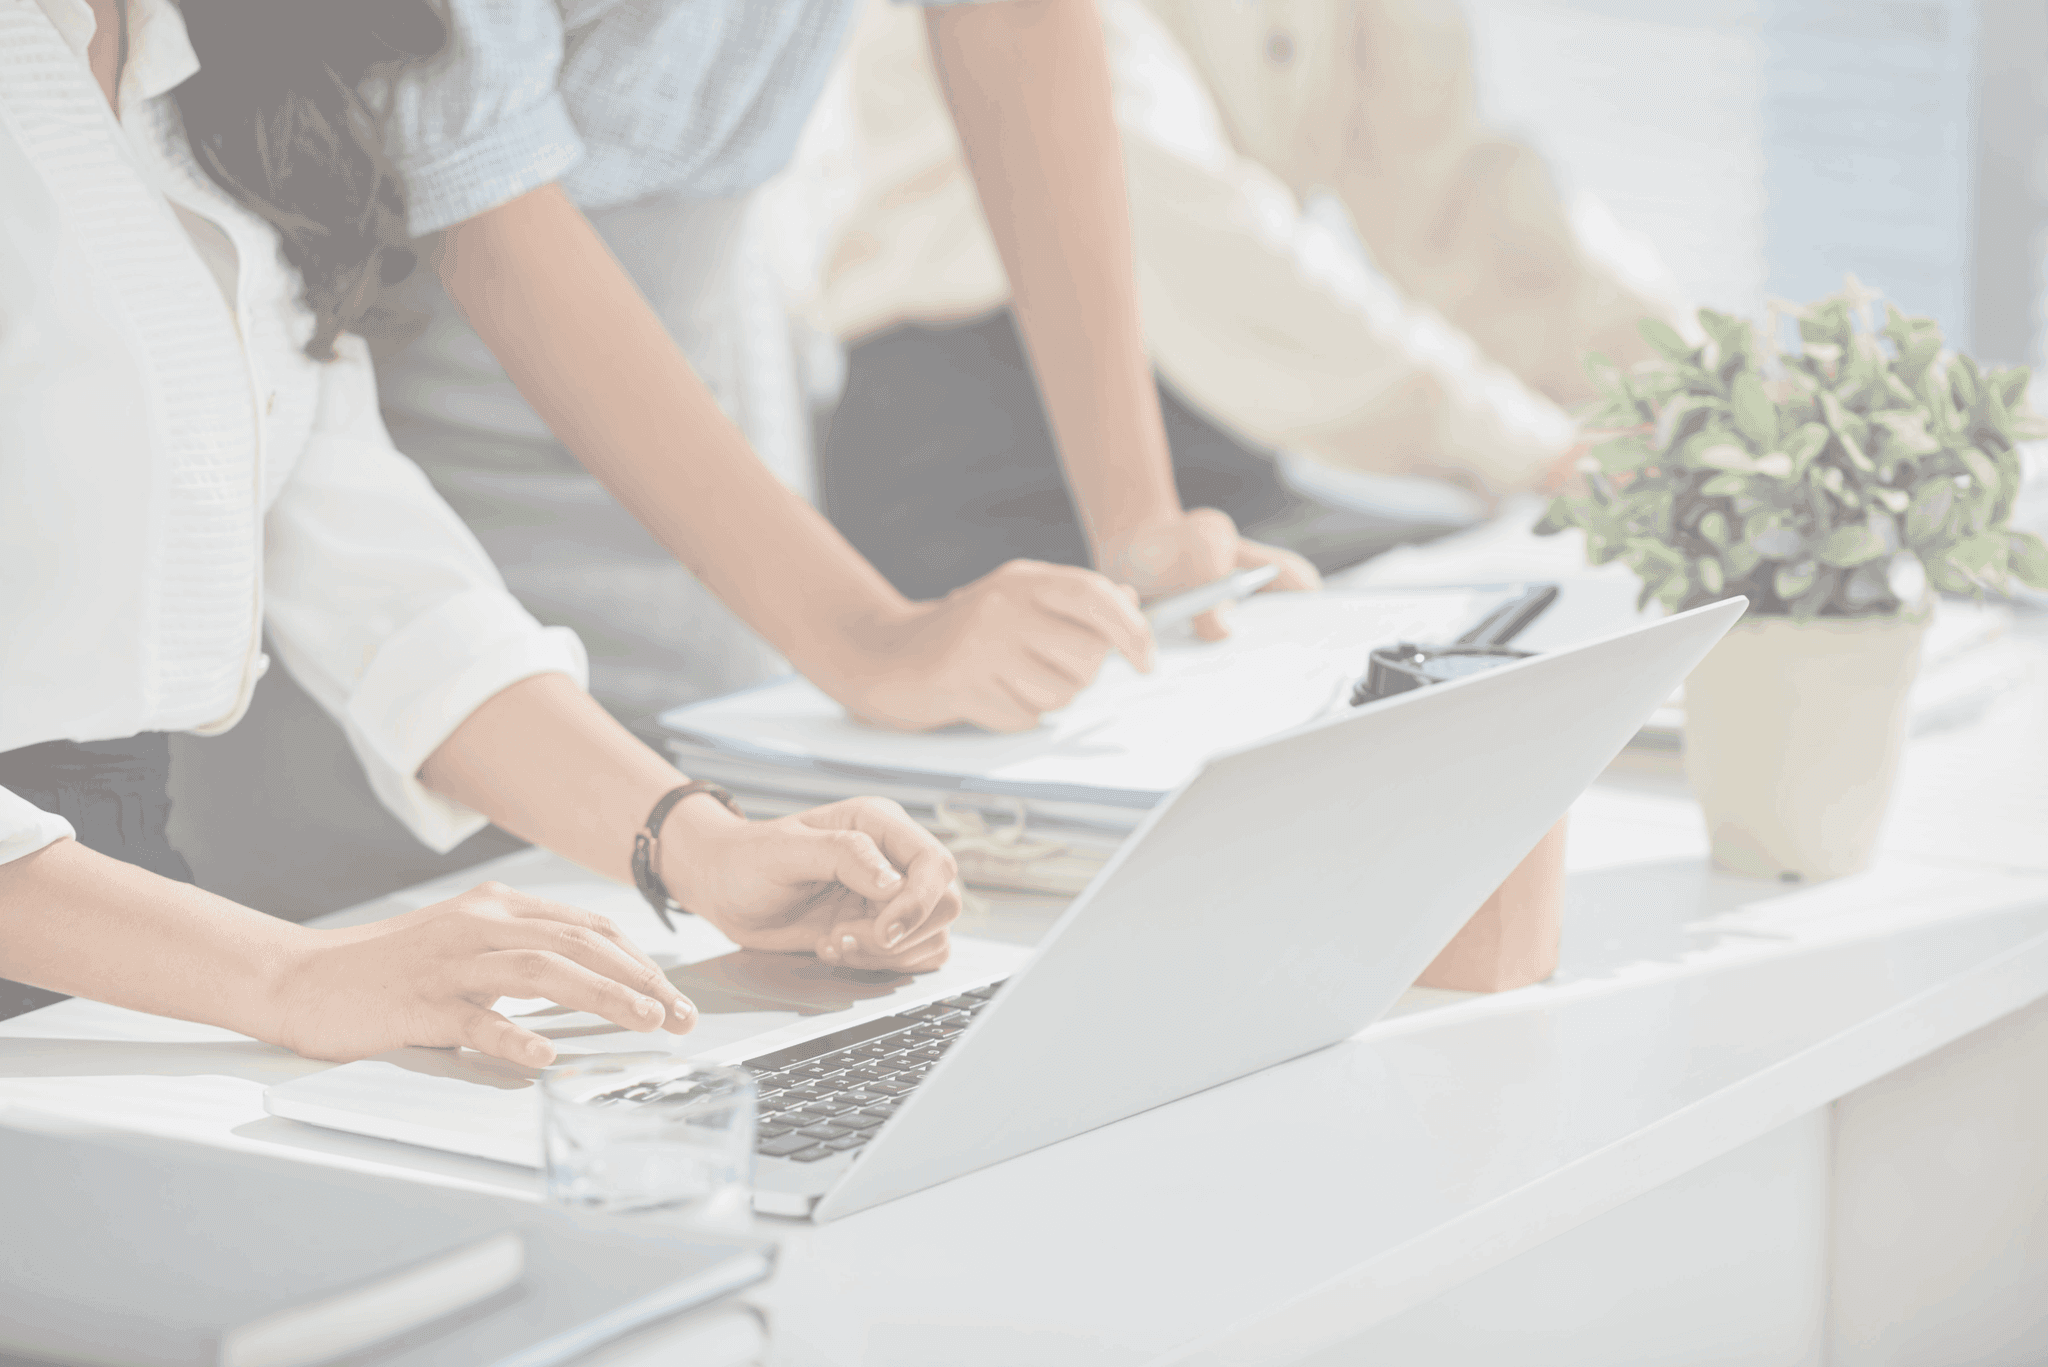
<box><xmin>660</xmin><ymin>585</ymin><xmax>1509</xmax><ymax>810</ymax></box>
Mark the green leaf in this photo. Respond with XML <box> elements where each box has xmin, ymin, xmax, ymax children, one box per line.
<box><xmin>1698</xmin><ymin>307</ymin><xmax>1746</xmax><ymax>349</ymax></box>
<box><xmin>1896</xmin><ymin>327</ymin><xmax>1943</xmax><ymax>381</ymax></box>
<box><xmin>1817</xmin><ymin>522</ymin><xmax>1887</xmax><ymax>567</ymax></box>
<box><xmin>1956</xmin><ymin>445</ymin><xmax>2000</xmax><ymax>491</ymax></box>
<box><xmin>1992</xmin><ymin>366</ymin><xmax>2031</xmax><ymax>410</ymax></box>
<box><xmin>1882</xmin><ymin>302</ymin><xmax>1911</xmax><ymax>348</ymax></box>
<box><xmin>1697</xmin><ymin>556</ymin><xmax>1725</xmax><ymax>595</ymax></box>
<box><xmin>1960</xmin><ymin>478</ymin><xmax>1998</xmax><ymax>537</ymax></box>
<box><xmin>1920</xmin><ymin>364</ymin><xmax>1960</xmax><ymax>436</ymax></box>
<box><xmin>1590</xmin><ymin>436</ymin><xmax>1653</xmax><ymax>473</ymax></box>
<box><xmin>1623</xmin><ymin>488</ymin><xmax>1677</xmax><ymax>538</ymax></box>
<box><xmin>1820</xmin><ymin>390</ymin><xmax>1874</xmax><ymax>471</ymax></box>
<box><xmin>1652</xmin><ymin>394</ymin><xmax>1719</xmax><ymax>452</ymax></box>
<box><xmin>1692</xmin><ymin>441</ymin><xmax>1757</xmax><ymax>472</ymax></box>
<box><xmin>1697</xmin><ymin>510</ymin><xmax>1732</xmax><ymax>547</ymax></box>
<box><xmin>1783</xmin><ymin>422</ymin><xmax>1831</xmax><ymax>475</ymax></box>
<box><xmin>1950</xmin><ymin>532</ymin><xmax>2009</xmax><ymax>587</ymax></box>
<box><xmin>1639</xmin><ymin>317</ymin><xmax>1692</xmax><ymax>364</ymax></box>
<box><xmin>1791</xmin><ymin>569</ymin><xmax>1839</xmax><ymax>621</ymax></box>
<box><xmin>1700</xmin><ymin>472</ymin><xmax>1748</xmax><ymax>497</ymax></box>
<box><xmin>1800</xmin><ymin>299</ymin><xmax>1852</xmax><ymax>348</ymax></box>
<box><xmin>1952</xmin><ymin>354</ymin><xmax>1982</xmax><ymax>410</ymax></box>
<box><xmin>1870</xmin><ymin>486</ymin><xmax>1910</xmax><ymax>514</ymax></box>
<box><xmin>1775</xmin><ymin>559</ymin><xmax>1820</xmax><ymax>601</ymax></box>
<box><xmin>1904</xmin><ymin>480</ymin><xmax>1955</xmax><ymax>545</ymax></box>
<box><xmin>1728</xmin><ymin>372</ymin><xmax>1778</xmax><ymax>448</ymax></box>
<box><xmin>1626</xmin><ymin>537</ymin><xmax>1687</xmax><ymax>576</ymax></box>
<box><xmin>2011</xmin><ymin>530</ymin><xmax>2048</xmax><ymax>589</ymax></box>
<box><xmin>1724</xmin><ymin>542</ymin><xmax>1762</xmax><ymax>577</ymax></box>
<box><xmin>1926</xmin><ymin>556</ymin><xmax>1974</xmax><ymax>593</ymax></box>
<box><xmin>1533</xmin><ymin>497</ymin><xmax>1577</xmax><ymax>536</ymax></box>
<box><xmin>1981</xmin><ymin>379</ymin><xmax>2016</xmax><ymax>448</ymax></box>
<box><xmin>1870</xmin><ymin>410</ymin><xmax>1940</xmax><ymax>457</ymax></box>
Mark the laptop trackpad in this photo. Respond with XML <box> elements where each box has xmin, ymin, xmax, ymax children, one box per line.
<box><xmin>665</xmin><ymin>951</ymin><xmax>911</xmax><ymax>1016</ymax></box>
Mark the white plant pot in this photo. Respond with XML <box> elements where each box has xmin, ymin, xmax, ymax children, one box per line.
<box><xmin>1682</xmin><ymin>606</ymin><xmax>1929</xmax><ymax>881</ymax></box>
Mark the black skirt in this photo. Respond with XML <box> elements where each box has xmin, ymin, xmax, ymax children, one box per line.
<box><xmin>0</xmin><ymin>734</ymin><xmax>194</xmax><ymax>1020</ymax></box>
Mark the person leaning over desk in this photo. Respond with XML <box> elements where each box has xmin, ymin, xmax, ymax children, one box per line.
<box><xmin>0</xmin><ymin>0</ymin><xmax>958</xmax><ymax>1054</ymax></box>
<box><xmin>801</xmin><ymin>0</ymin><xmax>1694</xmax><ymax>600</ymax></box>
<box><xmin>357</xmin><ymin>0</ymin><xmax>1317</xmax><ymax>739</ymax></box>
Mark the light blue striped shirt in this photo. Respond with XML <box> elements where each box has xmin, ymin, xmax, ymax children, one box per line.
<box><xmin>373</xmin><ymin>0</ymin><xmax>991</xmax><ymax>238</ymax></box>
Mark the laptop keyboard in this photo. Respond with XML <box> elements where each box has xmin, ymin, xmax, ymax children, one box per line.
<box><xmin>586</xmin><ymin>982</ymin><xmax>1006</xmax><ymax>1162</ymax></box>
<box><xmin>738</xmin><ymin>980</ymin><xmax>1006</xmax><ymax>1163</ymax></box>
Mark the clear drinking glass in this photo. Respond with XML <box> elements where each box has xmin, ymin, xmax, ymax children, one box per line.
<box><xmin>540</xmin><ymin>1055</ymin><xmax>756</xmax><ymax>1222</ymax></box>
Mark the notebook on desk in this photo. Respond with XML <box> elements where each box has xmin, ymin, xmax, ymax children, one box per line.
<box><xmin>0</xmin><ymin>1111</ymin><xmax>772</xmax><ymax>1367</ymax></box>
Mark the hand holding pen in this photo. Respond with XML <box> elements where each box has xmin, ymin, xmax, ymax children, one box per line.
<box><xmin>1104</xmin><ymin>507</ymin><xmax>1318</xmax><ymax>640</ymax></box>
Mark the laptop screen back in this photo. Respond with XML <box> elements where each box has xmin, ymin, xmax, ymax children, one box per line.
<box><xmin>817</xmin><ymin>599</ymin><xmax>1744</xmax><ymax>1220</ymax></box>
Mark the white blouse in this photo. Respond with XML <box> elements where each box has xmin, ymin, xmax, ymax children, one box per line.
<box><xmin>0</xmin><ymin>0</ymin><xmax>587</xmax><ymax>864</ymax></box>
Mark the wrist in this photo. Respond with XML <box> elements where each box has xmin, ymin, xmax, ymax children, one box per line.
<box><xmin>1089</xmin><ymin>505</ymin><xmax>1186</xmax><ymax>577</ymax></box>
<box><xmin>245</xmin><ymin>920</ymin><xmax>325</xmax><ymax>1049</ymax></box>
<box><xmin>653</xmin><ymin>789</ymin><xmax>749</xmax><ymax>920</ymax></box>
<box><xmin>794</xmin><ymin>592</ymin><xmax>926</xmax><ymax>698</ymax></box>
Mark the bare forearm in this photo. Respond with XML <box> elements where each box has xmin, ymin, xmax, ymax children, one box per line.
<box><xmin>417</xmin><ymin>673</ymin><xmax>720</xmax><ymax>888</ymax></box>
<box><xmin>434</xmin><ymin>188</ymin><xmax>912</xmax><ymax>688</ymax></box>
<box><xmin>928</xmin><ymin>0</ymin><xmax>1180</xmax><ymax>561</ymax></box>
<box><xmin>0</xmin><ymin>840</ymin><xmax>298</xmax><ymax>1036</ymax></box>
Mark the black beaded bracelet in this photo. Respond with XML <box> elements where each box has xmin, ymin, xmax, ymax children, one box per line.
<box><xmin>631</xmin><ymin>782</ymin><xmax>744</xmax><ymax>933</ymax></box>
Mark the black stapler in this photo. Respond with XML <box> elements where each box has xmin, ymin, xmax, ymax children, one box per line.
<box><xmin>1351</xmin><ymin>582</ymin><xmax>1556</xmax><ymax>705</ymax></box>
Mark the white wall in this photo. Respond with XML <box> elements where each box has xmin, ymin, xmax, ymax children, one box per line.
<box><xmin>1461</xmin><ymin>0</ymin><xmax>1770</xmax><ymax>317</ymax></box>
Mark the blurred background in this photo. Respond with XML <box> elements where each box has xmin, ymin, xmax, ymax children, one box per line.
<box><xmin>168</xmin><ymin>0</ymin><xmax>2048</xmax><ymax>917</ymax></box>
<box><xmin>1462</xmin><ymin>0</ymin><xmax>2037</xmax><ymax>369</ymax></box>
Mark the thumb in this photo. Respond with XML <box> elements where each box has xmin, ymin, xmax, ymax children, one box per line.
<box><xmin>786</xmin><ymin>826</ymin><xmax>905</xmax><ymax>903</ymax></box>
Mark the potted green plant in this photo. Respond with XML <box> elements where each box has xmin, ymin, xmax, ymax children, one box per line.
<box><xmin>1538</xmin><ymin>277</ymin><xmax>2048</xmax><ymax>880</ymax></box>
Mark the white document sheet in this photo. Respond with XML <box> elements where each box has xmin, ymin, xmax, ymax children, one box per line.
<box><xmin>659</xmin><ymin>587</ymin><xmax>1503</xmax><ymax>803</ymax></box>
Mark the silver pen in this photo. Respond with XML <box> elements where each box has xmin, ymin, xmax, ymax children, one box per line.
<box><xmin>1141</xmin><ymin>564</ymin><xmax>1282</xmax><ymax>630</ymax></box>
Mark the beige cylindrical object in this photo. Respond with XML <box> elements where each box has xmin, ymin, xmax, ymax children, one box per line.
<box><xmin>1682</xmin><ymin>608</ymin><xmax>1928</xmax><ymax>881</ymax></box>
<box><xmin>1416</xmin><ymin>817</ymin><xmax>1568</xmax><ymax>993</ymax></box>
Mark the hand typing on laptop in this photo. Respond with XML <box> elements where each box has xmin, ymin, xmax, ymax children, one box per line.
<box><xmin>258</xmin><ymin>793</ymin><xmax>959</xmax><ymax>1068</ymax></box>
<box><xmin>264</xmin><ymin>883</ymin><xmax>693</xmax><ymax>1067</ymax></box>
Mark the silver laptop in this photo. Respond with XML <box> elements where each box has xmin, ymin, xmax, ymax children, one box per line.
<box><xmin>267</xmin><ymin>599</ymin><xmax>1742</xmax><ymax>1221</ymax></box>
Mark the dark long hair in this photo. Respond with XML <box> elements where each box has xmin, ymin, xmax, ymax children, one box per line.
<box><xmin>173</xmin><ymin>1</ymin><xmax>447</xmax><ymax>360</ymax></box>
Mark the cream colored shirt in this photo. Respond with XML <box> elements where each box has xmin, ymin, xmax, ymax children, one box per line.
<box><xmin>788</xmin><ymin>0</ymin><xmax>1691</xmax><ymax>494</ymax></box>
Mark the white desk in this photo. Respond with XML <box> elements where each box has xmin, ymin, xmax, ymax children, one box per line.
<box><xmin>4</xmin><ymin>641</ymin><xmax>2046</xmax><ymax>1366</ymax></box>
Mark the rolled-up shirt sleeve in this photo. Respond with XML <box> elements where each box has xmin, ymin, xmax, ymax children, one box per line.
<box><xmin>1099</xmin><ymin>0</ymin><xmax>1576</xmax><ymax>492</ymax></box>
<box><xmin>0</xmin><ymin>788</ymin><xmax>74</xmax><ymax>868</ymax></box>
<box><xmin>369</xmin><ymin>0</ymin><xmax>584</xmax><ymax>236</ymax></box>
<box><xmin>262</xmin><ymin>336</ymin><xmax>587</xmax><ymax>852</ymax></box>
